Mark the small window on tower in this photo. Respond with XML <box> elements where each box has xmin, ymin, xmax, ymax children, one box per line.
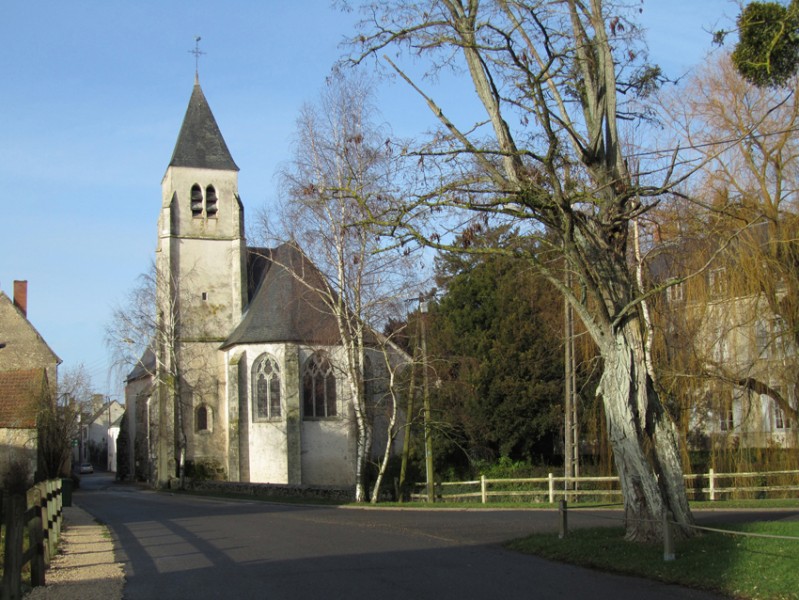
<box><xmin>196</xmin><ymin>404</ymin><xmax>209</xmax><ymax>431</ymax></box>
<box><xmin>191</xmin><ymin>184</ymin><xmax>204</xmax><ymax>218</ymax></box>
<box><xmin>206</xmin><ymin>185</ymin><xmax>218</xmax><ymax>218</ymax></box>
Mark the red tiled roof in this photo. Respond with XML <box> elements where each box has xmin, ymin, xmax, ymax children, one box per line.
<box><xmin>0</xmin><ymin>369</ymin><xmax>47</xmax><ymax>428</ymax></box>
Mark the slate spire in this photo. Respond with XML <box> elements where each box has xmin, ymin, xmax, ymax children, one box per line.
<box><xmin>168</xmin><ymin>82</ymin><xmax>239</xmax><ymax>171</ymax></box>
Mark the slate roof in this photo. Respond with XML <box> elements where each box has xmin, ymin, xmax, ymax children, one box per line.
<box><xmin>168</xmin><ymin>81</ymin><xmax>239</xmax><ymax>171</ymax></box>
<box><xmin>222</xmin><ymin>243</ymin><xmax>344</xmax><ymax>348</ymax></box>
<box><xmin>0</xmin><ymin>369</ymin><xmax>47</xmax><ymax>428</ymax></box>
<box><xmin>126</xmin><ymin>346</ymin><xmax>156</xmax><ymax>383</ymax></box>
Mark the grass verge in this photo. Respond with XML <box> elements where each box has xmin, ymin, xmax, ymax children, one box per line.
<box><xmin>506</xmin><ymin>521</ymin><xmax>799</xmax><ymax>600</ymax></box>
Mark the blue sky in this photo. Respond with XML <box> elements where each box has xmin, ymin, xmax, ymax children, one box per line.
<box><xmin>0</xmin><ymin>0</ymin><xmax>739</xmax><ymax>398</ymax></box>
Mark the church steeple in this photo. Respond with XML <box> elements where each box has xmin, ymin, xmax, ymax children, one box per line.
<box><xmin>168</xmin><ymin>82</ymin><xmax>239</xmax><ymax>171</ymax></box>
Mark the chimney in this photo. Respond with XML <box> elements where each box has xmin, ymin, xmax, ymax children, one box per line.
<box><xmin>13</xmin><ymin>280</ymin><xmax>28</xmax><ymax>317</ymax></box>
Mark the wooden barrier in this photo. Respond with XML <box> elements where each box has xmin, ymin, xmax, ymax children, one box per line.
<box><xmin>410</xmin><ymin>469</ymin><xmax>799</xmax><ymax>504</ymax></box>
<box><xmin>1</xmin><ymin>479</ymin><xmax>63</xmax><ymax>600</ymax></box>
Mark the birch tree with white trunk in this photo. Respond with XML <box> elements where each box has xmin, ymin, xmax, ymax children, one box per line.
<box><xmin>269</xmin><ymin>71</ymin><xmax>414</xmax><ymax>502</ymax></box>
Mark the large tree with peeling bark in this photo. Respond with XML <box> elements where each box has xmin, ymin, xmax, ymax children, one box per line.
<box><xmin>347</xmin><ymin>0</ymin><xmax>693</xmax><ymax>540</ymax></box>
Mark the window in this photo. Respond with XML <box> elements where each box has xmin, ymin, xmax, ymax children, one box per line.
<box><xmin>205</xmin><ymin>185</ymin><xmax>218</xmax><ymax>218</ymax></box>
<box><xmin>189</xmin><ymin>183</ymin><xmax>220</xmax><ymax>218</ymax></box>
<box><xmin>775</xmin><ymin>403</ymin><xmax>787</xmax><ymax>429</ymax></box>
<box><xmin>303</xmin><ymin>352</ymin><xmax>337</xmax><ymax>418</ymax></box>
<box><xmin>758</xmin><ymin>317</ymin><xmax>788</xmax><ymax>360</ymax></box>
<box><xmin>755</xmin><ymin>319</ymin><xmax>769</xmax><ymax>358</ymax></box>
<box><xmin>191</xmin><ymin>184</ymin><xmax>204</xmax><ymax>218</ymax></box>
<box><xmin>719</xmin><ymin>390</ymin><xmax>734</xmax><ymax>432</ymax></box>
<box><xmin>666</xmin><ymin>283</ymin><xmax>684</xmax><ymax>303</ymax></box>
<box><xmin>253</xmin><ymin>354</ymin><xmax>281</xmax><ymax>420</ymax></box>
<box><xmin>772</xmin><ymin>389</ymin><xmax>791</xmax><ymax>430</ymax></box>
<box><xmin>196</xmin><ymin>405</ymin><xmax>212</xmax><ymax>432</ymax></box>
<box><xmin>708</xmin><ymin>268</ymin><xmax>727</xmax><ymax>297</ymax></box>
<box><xmin>363</xmin><ymin>355</ymin><xmax>373</xmax><ymax>403</ymax></box>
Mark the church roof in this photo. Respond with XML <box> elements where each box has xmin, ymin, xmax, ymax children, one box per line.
<box><xmin>168</xmin><ymin>81</ymin><xmax>239</xmax><ymax>171</ymax></box>
<box><xmin>222</xmin><ymin>243</ymin><xmax>343</xmax><ymax>348</ymax></box>
<box><xmin>125</xmin><ymin>346</ymin><xmax>155</xmax><ymax>383</ymax></box>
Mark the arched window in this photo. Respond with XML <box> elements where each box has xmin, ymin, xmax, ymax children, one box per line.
<box><xmin>363</xmin><ymin>355</ymin><xmax>374</xmax><ymax>408</ymax></box>
<box><xmin>189</xmin><ymin>183</ymin><xmax>220</xmax><ymax>218</ymax></box>
<box><xmin>196</xmin><ymin>404</ymin><xmax>212</xmax><ymax>432</ymax></box>
<box><xmin>303</xmin><ymin>352</ymin><xmax>336</xmax><ymax>418</ymax></box>
<box><xmin>205</xmin><ymin>185</ymin><xmax>218</xmax><ymax>218</ymax></box>
<box><xmin>252</xmin><ymin>354</ymin><xmax>281</xmax><ymax>420</ymax></box>
<box><xmin>191</xmin><ymin>184</ymin><xmax>204</xmax><ymax>218</ymax></box>
<box><xmin>357</xmin><ymin>355</ymin><xmax>379</xmax><ymax>421</ymax></box>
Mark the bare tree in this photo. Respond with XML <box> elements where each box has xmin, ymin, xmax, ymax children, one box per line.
<box><xmin>347</xmin><ymin>0</ymin><xmax>693</xmax><ymax>540</ymax></box>
<box><xmin>264</xmin><ymin>71</ymin><xmax>415</xmax><ymax>502</ymax></box>
<box><xmin>106</xmin><ymin>264</ymin><xmax>201</xmax><ymax>487</ymax></box>
<box><xmin>38</xmin><ymin>365</ymin><xmax>94</xmax><ymax>479</ymax></box>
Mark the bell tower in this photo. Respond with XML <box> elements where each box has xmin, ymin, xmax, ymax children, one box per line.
<box><xmin>153</xmin><ymin>78</ymin><xmax>246</xmax><ymax>485</ymax></box>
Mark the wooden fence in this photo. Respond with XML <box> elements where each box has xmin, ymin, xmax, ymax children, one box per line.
<box><xmin>1</xmin><ymin>479</ymin><xmax>64</xmax><ymax>600</ymax></box>
<box><xmin>410</xmin><ymin>469</ymin><xmax>799</xmax><ymax>504</ymax></box>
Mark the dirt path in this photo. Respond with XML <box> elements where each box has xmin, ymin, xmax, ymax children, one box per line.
<box><xmin>25</xmin><ymin>505</ymin><xmax>124</xmax><ymax>600</ymax></box>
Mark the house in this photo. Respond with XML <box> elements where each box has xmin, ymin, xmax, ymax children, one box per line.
<box><xmin>0</xmin><ymin>281</ymin><xmax>61</xmax><ymax>479</ymax></box>
<box><xmin>651</xmin><ymin>228</ymin><xmax>797</xmax><ymax>450</ymax></box>
<box><xmin>124</xmin><ymin>347</ymin><xmax>155</xmax><ymax>481</ymax></box>
<box><xmin>0</xmin><ymin>369</ymin><xmax>50</xmax><ymax>479</ymax></box>
<box><xmin>0</xmin><ymin>281</ymin><xmax>60</xmax><ymax>386</ymax></box>
<box><xmin>125</xmin><ymin>79</ymin><xmax>406</xmax><ymax>490</ymax></box>
<box><xmin>81</xmin><ymin>398</ymin><xmax>125</xmax><ymax>472</ymax></box>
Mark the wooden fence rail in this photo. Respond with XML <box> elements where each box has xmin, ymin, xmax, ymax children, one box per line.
<box><xmin>1</xmin><ymin>479</ymin><xmax>64</xmax><ymax>600</ymax></box>
<box><xmin>410</xmin><ymin>469</ymin><xmax>799</xmax><ymax>504</ymax></box>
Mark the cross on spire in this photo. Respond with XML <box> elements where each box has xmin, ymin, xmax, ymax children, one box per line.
<box><xmin>189</xmin><ymin>36</ymin><xmax>205</xmax><ymax>82</ymax></box>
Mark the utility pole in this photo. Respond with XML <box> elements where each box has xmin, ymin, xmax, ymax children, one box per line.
<box><xmin>397</xmin><ymin>335</ymin><xmax>418</xmax><ymax>501</ymax></box>
<box><xmin>420</xmin><ymin>294</ymin><xmax>435</xmax><ymax>503</ymax></box>
<box><xmin>564</xmin><ymin>272</ymin><xmax>579</xmax><ymax>500</ymax></box>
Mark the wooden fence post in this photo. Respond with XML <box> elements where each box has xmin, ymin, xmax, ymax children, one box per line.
<box><xmin>709</xmin><ymin>468</ymin><xmax>715</xmax><ymax>502</ymax></box>
<box><xmin>548</xmin><ymin>473</ymin><xmax>554</xmax><ymax>504</ymax></box>
<box><xmin>26</xmin><ymin>487</ymin><xmax>45</xmax><ymax>588</ymax></box>
<box><xmin>38</xmin><ymin>483</ymin><xmax>52</xmax><ymax>566</ymax></box>
<box><xmin>480</xmin><ymin>475</ymin><xmax>487</xmax><ymax>504</ymax></box>
<box><xmin>558</xmin><ymin>499</ymin><xmax>568</xmax><ymax>539</ymax></box>
<box><xmin>2</xmin><ymin>493</ymin><xmax>25</xmax><ymax>600</ymax></box>
<box><xmin>53</xmin><ymin>479</ymin><xmax>62</xmax><ymax>541</ymax></box>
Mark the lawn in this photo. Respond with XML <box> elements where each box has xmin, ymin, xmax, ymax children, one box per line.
<box><xmin>506</xmin><ymin>520</ymin><xmax>799</xmax><ymax>600</ymax></box>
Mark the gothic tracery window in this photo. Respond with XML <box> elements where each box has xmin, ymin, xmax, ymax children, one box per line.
<box><xmin>253</xmin><ymin>354</ymin><xmax>281</xmax><ymax>420</ymax></box>
<box><xmin>303</xmin><ymin>352</ymin><xmax>337</xmax><ymax>419</ymax></box>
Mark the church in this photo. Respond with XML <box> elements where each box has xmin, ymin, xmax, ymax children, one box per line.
<box><xmin>124</xmin><ymin>79</ymin><xmax>406</xmax><ymax>490</ymax></box>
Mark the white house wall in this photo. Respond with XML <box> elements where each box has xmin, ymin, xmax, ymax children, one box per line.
<box><xmin>689</xmin><ymin>291</ymin><xmax>797</xmax><ymax>448</ymax></box>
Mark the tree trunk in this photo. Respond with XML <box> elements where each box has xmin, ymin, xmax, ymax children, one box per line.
<box><xmin>597</xmin><ymin>320</ymin><xmax>694</xmax><ymax>542</ymax></box>
<box><xmin>353</xmin><ymin>408</ymin><xmax>372</xmax><ymax>503</ymax></box>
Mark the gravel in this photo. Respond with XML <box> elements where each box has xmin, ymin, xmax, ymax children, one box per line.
<box><xmin>25</xmin><ymin>505</ymin><xmax>124</xmax><ymax>600</ymax></box>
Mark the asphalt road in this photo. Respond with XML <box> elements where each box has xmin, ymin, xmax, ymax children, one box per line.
<box><xmin>73</xmin><ymin>475</ymin><xmax>795</xmax><ymax>600</ymax></box>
